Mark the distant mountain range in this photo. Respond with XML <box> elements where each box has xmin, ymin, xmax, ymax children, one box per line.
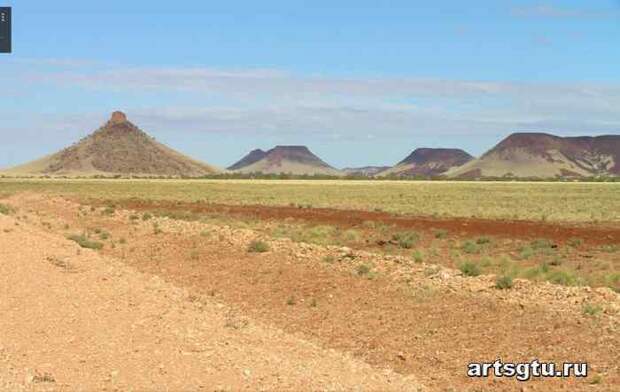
<box><xmin>3</xmin><ymin>112</ymin><xmax>618</xmax><ymax>178</ymax></box>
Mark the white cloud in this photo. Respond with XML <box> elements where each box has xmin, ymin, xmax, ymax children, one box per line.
<box><xmin>1</xmin><ymin>59</ymin><xmax>619</xmax><ymax>167</ymax></box>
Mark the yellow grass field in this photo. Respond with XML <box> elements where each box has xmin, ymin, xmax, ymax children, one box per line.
<box><xmin>1</xmin><ymin>178</ymin><xmax>618</xmax><ymax>223</ymax></box>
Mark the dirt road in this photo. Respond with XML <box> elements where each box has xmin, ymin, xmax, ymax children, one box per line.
<box><xmin>0</xmin><ymin>212</ymin><xmax>421</xmax><ymax>391</ymax></box>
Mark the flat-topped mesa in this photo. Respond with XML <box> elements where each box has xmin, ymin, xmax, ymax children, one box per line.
<box><xmin>228</xmin><ymin>144</ymin><xmax>342</xmax><ymax>175</ymax></box>
<box><xmin>109</xmin><ymin>111</ymin><xmax>128</xmax><ymax>125</ymax></box>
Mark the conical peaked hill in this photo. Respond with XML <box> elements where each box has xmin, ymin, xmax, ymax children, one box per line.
<box><xmin>447</xmin><ymin>132</ymin><xmax>620</xmax><ymax>178</ymax></box>
<box><xmin>378</xmin><ymin>148</ymin><xmax>474</xmax><ymax>177</ymax></box>
<box><xmin>230</xmin><ymin>145</ymin><xmax>342</xmax><ymax>175</ymax></box>
<box><xmin>5</xmin><ymin>111</ymin><xmax>218</xmax><ymax>177</ymax></box>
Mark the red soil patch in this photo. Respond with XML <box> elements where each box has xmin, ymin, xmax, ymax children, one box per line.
<box><xmin>106</xmin><ymin>199</ymin><xmax>619</xmax><ymax>245</ymax></box>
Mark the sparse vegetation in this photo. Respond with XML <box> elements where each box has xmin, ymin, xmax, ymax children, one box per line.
<box><xmin>412</xmin><ymin>250</ymin><xmax>424</xmax><ymax>264</ymax></box>
<box><xmin>461</xmin><ymin>241</ymin><xmax>480</xmax><ymax>254</ymax></box>
<box><xmin>322</xmin><ymin>255</ymin><xmax>335</xmax><ymax>264</ymax></box>
<box><xmin>356</xmin><ymin>263</ymin><xmax>371</xmax><ymax>276</ymax></box>
<box><xmin>495</xmin><ymin>275</ymin><xmax>513</xmax><ymax>289</ymax></box>
<box><xmin>67</xmin><ymin>234</ymin><xmax>103</xmax><ymax>250</ymax></box>
<box><xmin>2</xmin><ymin>179</ymin><xmax>616</xmax><ymax>223</ymax></box>
<box><xmin>248</xmin><ymin>240</ymin><xmax>270</xmax><ymax>253</ymax></box>
<box><xmin>530</xmin><ymin>238</ymin><xmax>553</xmax><ymax>250</ymax></box>
<box><xmin>434</xmin><ymin>229</ymin><xmax>448</xmax><ymax>239</ymax></box>
<box><xmin>0</xmin><ymin>203</ymin><xmax>12</xmax><ymax>215</ymax></box>
<box><xmin>459</xmin><ymin>261</ymin><xmax>481</xmax><ymax>277</ymax></box>
<box><xmin>589</xmin><ymin>374</ymin><xmax>603</xmax><ymax>385</ymax></box>
<box><xmin>546</xmin><ymin>270</ymin><xmax>580</xmax><ymax>286</ymax></box>
<box><xmin>393</xmin><ymin>231</ymin><xmax>419</xmax><ymax>249</ymax></box>
<box><xmin>582</xmin><ymin>303</ymin><xmax>602</xmax><ymax>316</ymax></box>
<box><xmin>476</xmin><ymin>236</ymin><xmax>491</xmax><ymax>245</ymax></box>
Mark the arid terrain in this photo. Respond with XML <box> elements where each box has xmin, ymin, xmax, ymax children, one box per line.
<box><xmin>0</xmin><ymin>179</ymin><xmax>618</xmax><ymax>391</ymax></box>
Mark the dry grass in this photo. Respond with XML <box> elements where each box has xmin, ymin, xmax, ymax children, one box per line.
<box><xmin>1</xmin><ymin>178</ymin><xmax>618</xmax><ymax>222</ymax></box>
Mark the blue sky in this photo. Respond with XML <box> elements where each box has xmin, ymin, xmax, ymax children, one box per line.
<box><xmin>1</xmin><ymin>0</ymin><xmax>619</xmax><ymax>168</ymax></box>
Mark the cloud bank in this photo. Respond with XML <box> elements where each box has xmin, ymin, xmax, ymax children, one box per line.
<box><xmin>1</xmin><ymin>58</ymin><xmax>619</xmax><ymax>167</ymax></box>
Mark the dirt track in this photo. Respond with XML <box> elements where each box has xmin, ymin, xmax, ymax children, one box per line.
<box><xmin>106</xmin><ymin>199</ymin><xmax>620</xmax><ymax>245</ymax></box>
<box><xmin>1</xmin><ymin>194</ymin><xmax>619</xmax><ymax>391</ymax></box>
<box><xmin>0</xmin><ymin>211</ymin><xmax>421</xmax><ymax>391</ymax></box>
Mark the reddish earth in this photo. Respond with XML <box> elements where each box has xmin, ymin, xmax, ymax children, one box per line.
<box><xmin>3</xmin><ymin>194</ymin><xmax>616</xmax><ymax>391</ymax></box>
<box><xmin>103</xmin><ymin>199</ymin><xmax>620</xmax><ymax>245</ymax></box>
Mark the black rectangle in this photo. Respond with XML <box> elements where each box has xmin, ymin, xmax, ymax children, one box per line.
<box><xmin>0</xmin><ymin>7</ymin><xmax>11</xmax><ymax>53</ymax></box>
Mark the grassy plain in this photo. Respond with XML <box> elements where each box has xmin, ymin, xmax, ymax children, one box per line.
<box><xmin>1</xmin><ymin>178</ymin><xmax>619</xmax><ymax>223</ymax></box>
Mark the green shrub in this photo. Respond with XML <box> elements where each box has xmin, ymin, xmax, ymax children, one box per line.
<box><xmin>142</xmin><ymin>213</ymin><xmax>153</xmax><ymax>221</ymax></box>
<box><xmin>248</xmin><ymin>240</ymin><xmax>270</xmax><ymax>253</ymax></box>
<box><xmin>567</xmin><ymin>237</ymin><xmax>583</xmax><ymax>247</ymax></box>
<box><xmin>303</xmin><ymin>225</ymin><xmax>338</xmax><ymax>245</ymax></box>
<box><xmin>476</xmin><ymin>236</ymin><xmax>491</xmax><ymax>245</ymax></box>
<box><xmin>604</xmin><ymin>272</ymin><xmax>620</xmax><ymax>291</ymax></box>
<box><xmin>412</xmin><ymin>250</ymin><xmax>424</xmax><ymax>264</ymax></box>
<box><xmin>434</xmin><ymin>229</ymin><xmax>448</xmax><ymax>239</ymax></box>
<box><xmin>599</xmin><ymin>244</ymin><xmax>619</xmax><ymax>253</ymax></box>
<box><xmin>531</xmin><ymin>238</ymin><xmax>553</xmax><ymax>249</ymax></box>
<box><xmin>518</xmin><ymin>246</ymin><xmax>534</xmax><ymax>260</ymax></box>
<box><xmin>461</xmin><ymin>241</ymin><xmax>480</xmax><ymax>254</ymax></box>
<box><xmin>459</xmin><ymin>261</ymin><xmax>481</xmax><ymax>277</ymax></box>
<box><xmin>549</xmin><ymin>256</ymin><xmax>564</xmax><ymax>266</ymax></box>
<box><xmin>322</xmin><ymin>255</ymin><xmax>335</xmax><ymax>264</ymax></box>
<box><xmin>342</xmin><ymin>229</ymin><xmax>362</xmax><ymax>243</ymax></box>
<box><xmin>393</xmin><ymin>231</ymin><xmax>419</xmax><ymax>249</ymax></box>
<box><xmin>356</xmin><ymin>264</ymin><xmax>371</xmax><ymax>276</ymax></box>
<box><xmin>582</xmin><ymin>303</ymin><xmax>602</xmax><ymax>316</ymax></box>
<box><xmin>67</xmin><ymin>234</ymin><xmax>103</xmax><ymax>250</ymax></box>
<box><xmin>495</xmin><ymin>275</ymin><xmax>513</xmax><ymax>289</ymax></box>
<box><xmin>546</xmin><ymin>270</ymin><xmax>579</xmax><ymax>286</ymax></box>
<box><xmin>0</xmin><ymin>203</ymin><xmax>12</xmax><ymax>215</ymax></box>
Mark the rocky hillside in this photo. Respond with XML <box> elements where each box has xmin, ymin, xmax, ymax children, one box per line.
<box><xmin>230</xmin><ymin>145</ymin><xmax>342</xmax><ymax>176</ymax></box>
<box><xmin>227</xmin><ymin>149</ymin><xmax>267</xmax><ymax>171</ymax></box>
<box><xmin>447</xmin><ymin>133</ymin><xmax>620</xmax><ymax>178</ymax></box>
<box><xmin>5</xmin><ymin>112</ymin><xmax>218</xmax><ymax>177</ymax></box>
<box><xmin>378</xmin><ymin>148</ymin><xmax>473</xmax><ymax>177</ymax></box>
<box><xmin>342</xmin><ymin>166</ymin><xmax>390</xmax><ymax>176</ymax></box>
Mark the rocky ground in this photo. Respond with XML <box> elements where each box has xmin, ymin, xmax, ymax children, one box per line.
<box><xmin>0</xmin><ymin>193</ymin><xmax>618</xmax><ymax>391</ymax></box>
